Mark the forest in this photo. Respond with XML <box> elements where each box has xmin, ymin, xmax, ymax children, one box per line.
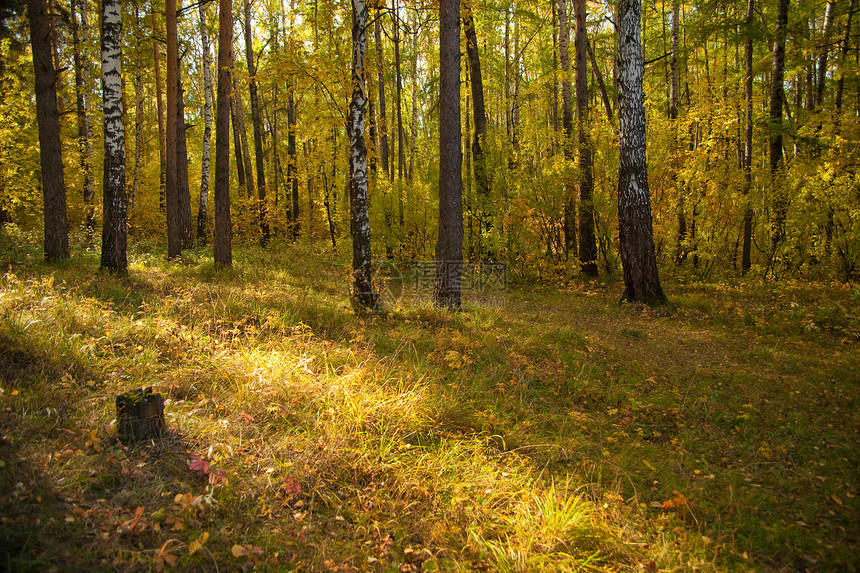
<box><xmin>0</xmin><ymin>0</ymin><xmax>858</xmax><ymax>570</ymax></box>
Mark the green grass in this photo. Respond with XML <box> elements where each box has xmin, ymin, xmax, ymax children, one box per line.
<box><xmin>0</xmin><ymin>240</ymin><xmax>857</xmax><ymax>572</ymax></box>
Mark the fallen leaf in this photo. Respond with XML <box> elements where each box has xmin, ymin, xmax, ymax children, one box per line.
<box><xmin>189</xmin><ymin>531</ymin><xmax>209</xmax><ymax>555</ymax></box>
<box><xmin>240</xmin><ymin>411</ymin><xmax>254</xmax><ymax>422</ymax></box>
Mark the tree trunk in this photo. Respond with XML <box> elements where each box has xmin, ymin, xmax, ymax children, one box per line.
<box><xmin>131</xmin><ymin>1</ymin><xmax>144</xmax><ymax>211</ymax></box>
<box><xmin>741</xmin><ymin>0</ymin><xmax>754</xmax><ymax>273</ymax></box>
<box><xmin>617</xmin><ymin>0</ymin><xmax>666</xmax><ymax>305</ymax></box>
<box><xmin>166</xmin><ymin>0</ymin><xmax>180</xmax><ymax>258</ymax></box>
<box><xmin>244</xmin><ymin>0</ymin><xmax>269</xmax><ymax>246</ymax></box>
<box><xmin>434</xmin><ymin>0</ymin><xmax>463</xmax><ymax>309</ymax></box>
<box><xmin>393</xmin><ymin>0</ymin><xmax>405</xmax><ymax>183</ymax></box>
<box><xmin>552</xmin><ymin>0</ymin><xmax>559</xmax><ymax>132</ymax></box>
<box><xmin>670</xmin><ymin>0</ymin><xmax>686</xmax><ymax>264</ymax></box>
<box><xmin>214</xmin><ymin>0</ymin><xmax>232</xmax><ymax>267</ymax></box>
<box><xmin>586</xmin><ymin>36</ymin><xmax>613</xmax><ymax>120</ymax></box>
<box><xmin>574</xmin><ymin>0</ymin><xmax>597</xmax><ymax>276</ymax></box>
<box><xmin>288</xmin><ymin>86</ymin><xmax>299</xmax><ymax>238</ymax></box>
<box><xmin>198</xmin><ymin>1</ymin><xmax>213</xmax><ymax>245</ymax></box>
<box><xmin>232</xmin><ymin>44</ymin><xmax>255</xmax><ymax>199</ymax></box>
<box><xmin>177</xmin><ymin>58</ymin><xmax>194</xmax><ymax>250</ymax></box>
<box><xmin>835</xmin><ymin>0</ymin><xmax>855</xmax><ymax>112</ymax></box>
<box><xmin>349</xmin><ymin>0</ymin><xmax>377</xmax><ymax>311</ymax></box>
<box><xmin>374</xmin><ymin>15</ymin><xmax>389</xmax><ymax>178</ymax></box>
<box><xmin>558</xmin><ymin>0</ymin><xmax>577</xmax><ymax>257</ymax></box>
<box><xmin>816</xmin><ymin>2</ymin><xmax>836</xmax><ymax>108</ymax></box>
<box><xmin>28</xmin><ymin>0</ymin><xmax>69</xmax><ymax>262</ymax></box>
<box><xmin>770</xmin><ymin>0</ymin><xmax>789</xmax><ymax>249</ymax></box>
<box><xmin>70</xmin><ymin>0</ymin><xmax>94</xmax><ymax>238</ymax></box>
<box><xmin>152</xmin><ymin>7</ymin><xmax>166</xmax><ymax>212</ymax></box>
<box><xmin>100</xmin><ymin>0</ymin><xmax>127</xmax><ymax>271</ymax></box>
<box><xmin>463</xmin><ymin>3</ymin><xmax>491</xmax><ymax>256</ymax></box>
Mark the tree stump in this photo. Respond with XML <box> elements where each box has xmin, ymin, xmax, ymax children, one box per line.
<box><xmin>116</xmin><ymin>387</ymin><xmax>165</xmax><ymax>444</ymax></box>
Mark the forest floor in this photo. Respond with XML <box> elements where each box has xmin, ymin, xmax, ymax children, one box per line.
<box><xmin>0</xmin><ymin>239</ymin><xmax>857</xmax><ymax>572</ymax></box>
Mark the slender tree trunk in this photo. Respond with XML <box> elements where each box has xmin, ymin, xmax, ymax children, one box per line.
<box><xmin>232</xmin><ymin>44</ymin><xmax>255</xmax><ymax>199</ymax></box>
<box><xmin>574</xmin><ymin>0</ymin><xmax>597</xmax><ymax>276</ymax></box>
<box><xmin>288</xmin><ymin>85</ymin><xmax>299</xmax><ymax>237</ymax></box>
<box><xmin>166</xmin><ymin>0</ymin><xmax>180</xmax><ymax>258</ymax></box>
<box><xmin>177</xmin><ymin>61</ymin><xmax>194</xmax><ymax>250</ymax></box>
<box><xmin>741</xmin><ymin>0</ymin><xmax>754</xmax><ymax>273</ymax></box>
<box><xmin>393</xmin><ymin>0</ymin><xmax>405</xmax><ymax>184</ymax></box>
<box><xmin>131</xmin><ymin>2</ymin><xmax>144</xmax><ymax>211</ymax></box>
<box><xmin>197</xmin><ymin>1</ymin><xmax>213</xmax><ymax>244</ymax></box>
<box><xmin>617</xmin><ymin>0</ymin><xmax>666</xmax><ymax>305</ymax></box>
<box><xmin>349</xmin><ymin>0</ymin><xmax>377</xmax><ymax>310</ymax></box>
<box><xmin>463</xmin><ymin>2</ymin><xmax>490</xmax><ymax>256</ymax></box>
<box><xmin>816</xmin><ymin>2</ymin><xmax>836</xmax><ymax>107</ymax></box>
<box><xmin>558</xmin><ymin>0</ymin><xmax>577</xmax><ymax>256</ymax></box>
<box><xmin>100</xmin><ymin>0</ymin><xmax>127</xmax><ymax>271</ymax></box>
<box><xmin>374</xmin><ymin>16</ymin><xmax>389</xmax><ymax>178</ymax></box>
<box><xmin>586</xmin><ymin>36</ymin><xmax>613</xmax><ymax>120</ymax></box>
<box><xmin>231</xmin><ymin>103</ymin><xmax>246</xmax><ymax>190</ymax></box>
<box><xmin>552</xmin><ymin>0</ymin><xmax>559</xmax><ymax>132</ymax></box>
<box><xmin>670</xmin><ymin>0</ymin><xmax>687</xmax><ymax>264</ymax></box>
<box><xmin>770</xmin><ymin>0</ymin><xmax>789</xmax><ymax>249</ymax></box>
<box><xmin>409</xmin><ymin>19</ymin><xmax>418</xmax><ymax>180</ymax></box>
<box><xmin>434</xmin><ymin>0</ymin><xmax>463</xmax><ymax>309</ymax></box>
<box><xmin>153</xmin><ymin>7</ymin><xmax>166</xmax><ymax>212</ymax></box>
<box><xmin>835</xmin><ymin>0</ymin><xmax>855</xmax><ymax>112</ymax></box>
<box><xmin>214</xmin><ymin>0</ymin><xmax>232</xmax><ymax>267</ymax></box>
<box><xmin>71</xmin><ymin>0</ymin><xmax>94</xmax><ymax>238</ymax></box>
<box><xmin>28</xmin><ymin>0</ymin><xmax>69</xmax><ymax>262</ymax></box>
<box><xmin>244</xmin><ymin>0</ymin><xmax>269</xmax><ymax>246</ymax></box>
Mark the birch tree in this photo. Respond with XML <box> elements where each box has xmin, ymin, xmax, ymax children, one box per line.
<box><xmin>616</xmin><ymin>0</ymin><xmax>666</xmax><ymax>304</ymax></box>
<box><xmin>100</xmin><ymin>0</ymin><xmax>127</xmax><ymax>271</ymax></box>
<box><xmin>349</xmin><ymin>0</ymin><xmax>377</xmax><ymax>311</ymax></box>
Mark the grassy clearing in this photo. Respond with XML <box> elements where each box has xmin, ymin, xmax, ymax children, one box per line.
<box><xmin>0</xmin><ymin>240</ymin><xmax>857</xmax><ymax>572</ymax></box>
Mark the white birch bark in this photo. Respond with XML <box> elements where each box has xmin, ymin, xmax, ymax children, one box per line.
<box><xmin>100</xmin><ymin>0</ymin><xmax>127</xmax><ymax>271</ymax></box>
<box><xmin>349</xmin><ymin>0</ymin><xmax>377</xmax><ymax>310</ymax></box>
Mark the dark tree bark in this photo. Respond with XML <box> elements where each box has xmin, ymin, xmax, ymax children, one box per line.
<box><xmin>131</xmin><ymin>1</ymin><xmax>144</xmax><ymax>210</ymax></box>
<box><xmin>558</xmin><ymin>0</ymin><xmax>577</xmax><ymax>256</ymax></box>
<box><xmin>574</xmin><ymin>0</ymin><xmax>597</xmax><ymax>276</ymax></box>
<box><xmin>198</xmin><ymin>1</ymin><xmax>213</xmax><ymax>244</ymax></box>
<box><xmin>770</xmin><ymin>0</ymin><xmax>789</xmax><ymax>249</ymax></box>
<box><xmin>231</xmin><ymin>44</ymin><xmax>255</xmax><ymax>199</ymax></box>
<box><xmin>152</xmin><ymin>7</ymin><xmax>166</xmax><ymax>212</ymax></box>
<box><xmin>374</xmin><ymin>15</ymin><xmax>389</xmax><ymax>178</ymax></box>
<box><xmin>835</xmin><ymin>0</ymin><xmax>855</xmax><ymax>112</ymax></box>
<box><xmin>586</xmin><ymin>36</ymin><xmax>613</xmax><ymax>120</ymax></box>
<box><xmin>244</xmin><ymin>0</ymin><xmax>269</xmax><ymax>246</ymax></box>
<box><xmin>670</xmin><ymin>0</ymin><xmax>687</xmax><ymax>265</ymax></box>
<box><xmin>28</xmin><ymin>0</ymin><xmax>69</xmax><ymax>262</ymax></box>
<box><xmin>214</xmin><ymin>0</ymin><xmax>232</xmax><ymax>267</ymax></box>
<box><xmin>349</xmin><ymin>0</ymin><xmax>377</xmax><ymax>311</ymax></box>
<box><xmin>616</xmin><ymin>0</ymin><xmax>666</xmax><ymax>305</ymax></box>
<box><xmin>165</xmin><ymin>0</ymin><xmax>180</xmax><ymax>258</ymax></box>
<box><xmin>741</xmin><ymin>0</ymin><xmax>755</xmax><ymax>273</ymax></box>
<box><xmin>463</xmin><ymin>2</ymin><xmax>491</xmax><ymax>255</ymax></box>
<box><xmin>288</xmin><ymin>87</ymin><xmax>299</xmax><ymax>237</ymax></box>
<box><xmin>434</xmin><ymin>0</ymin><xmax>463</xmax><ymax>309</ymax></box>
<box><xmin>393</xmin><ymin>0</ymin><xmax>405</xmax><ymax>183</ymax></box>
<box><xmin>70</xmin><ymin>0</ymin><xmax>94</xmax><ymax>238</ymax></box>
<box><xmin>177</xmin><ymin>66</ymin><xmax>194</xmax><ymax>250</ymax></box>
<box><xmin>100</xmin><ymin>0</ymin><xmax>127</xmax><ymax>271</ymax></box>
